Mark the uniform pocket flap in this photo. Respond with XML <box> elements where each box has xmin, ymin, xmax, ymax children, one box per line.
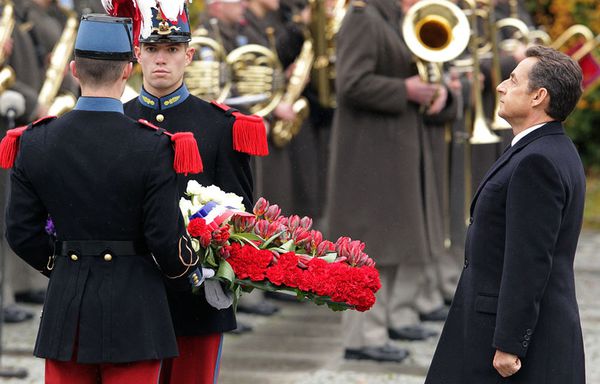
<box><xmin>475</xmin><ymin>294</ymin><xmax>498</xmax><ymax>314</ymax></box>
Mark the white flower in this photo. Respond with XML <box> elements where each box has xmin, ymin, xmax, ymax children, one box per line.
<box><xmin>186</xmin><ymin>180</ymin><xmax>204</xmax><ymax>196</ymax></box>
<box><xmin>223</xmin><ymin>193</ymin><xmax>245</xmax><ymax>211</ymax></box>
<box><xmin>179</xmin><ymin>198</ymin><xmax>194</xmax><ymax>226</ymax></box>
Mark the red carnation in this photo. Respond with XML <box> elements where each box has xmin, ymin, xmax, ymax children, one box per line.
<box><xmin>187</xmin><ymin>218</ymin><xmax>212</xmax><ymax>248</ymax></box>
<box><xmin>227</xmin><ymin>244</ymin><xmax>273</xmax><ymax>281</ymax></box>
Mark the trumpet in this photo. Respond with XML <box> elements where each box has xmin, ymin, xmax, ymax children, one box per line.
<box><xmin>402</xmin><ymin>0</ymin><xmax>470</xmax><ymax>83</ymax></box>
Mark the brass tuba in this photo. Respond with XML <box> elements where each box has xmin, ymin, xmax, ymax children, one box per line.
<box><xmin>184</xmin><ymin>23</ymin><xmax>231</xmax><ymax>102</ymax></box>
<box><xmin>402</xmin><ymin>0</ymin><xmax>470</xmax><ymax>83</ymax></box>
<box><xmin>37</xmin><ymin>10</ymin><xmax>78</xmax><ymax>116</ymax></box>
<box><xmin>0</xmin><ymin>0</ymin><xmax>16</xmax><ymax>93</ymax></box>
<box><xmin>270</xmin><ymin>36</ymin><xmax>314</xmax><ymax>147</ymax></box>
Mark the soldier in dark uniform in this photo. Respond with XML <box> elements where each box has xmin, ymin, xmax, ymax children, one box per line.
<box><xmin>1</xmin><ymin>14</ymin><xmax>201</xmax><ymax>383</ymax></box>
<box><xmin>118</xmin><ymin>4</ymin><xmax>267</xmax><ymax>383</ymax></box>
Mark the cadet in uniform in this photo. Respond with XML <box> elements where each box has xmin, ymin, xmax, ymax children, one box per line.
<box><xmin>1</xmin><ymin>14</ymin><xmax>201</xmax><ymax>383</ymax></box>
<box><xmin>116</xmin><ymin>4</ymin><xmax>268</xmax><ymax>383</ymax></box>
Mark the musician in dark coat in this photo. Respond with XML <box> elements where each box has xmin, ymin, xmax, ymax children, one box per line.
<box><xmin>426</xmin><ymin>46</ymin><xmax>586</xmax><ymax>384</ymax></box>
<box><xmin>2</xmin><ymin>14</ymin><xmax>200</xmax><ymax>382</ymax></box>
<box><xmin>121</xmin><ymin>4</ymin><xmax>266</xmax><ymax>383</ymax></box>
<box><xmin>327</xmin><ymin>0</ymin><xmax>455</xmax><ymax>363</ymax></box>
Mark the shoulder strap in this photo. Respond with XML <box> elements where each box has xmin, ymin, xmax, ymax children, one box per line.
<box><xmin>138</xmin><ymin>119</ymin><xmax>203</xmax><ymax>175</ymax></box>
<box><xmin>210</xmin><ymin>101</ymin><xmax>269</xmax><ymax>156</ymax></box>
<box><xmin>0</xmin><ymin>115</ymin><xmax>57</xmax><ymax>169</ymax></box>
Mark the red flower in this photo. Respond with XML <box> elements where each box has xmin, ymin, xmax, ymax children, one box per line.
<box><xmin>299</xmin><ymin>257</ymin><xmax>329</xmax><ymax>293</ymax></box>
<box><xmin>264</xmin><ymin>204</ymin><xmax>282</xmax><ymax>222</ymax></box>
<box><xmin>187</xmin><ymin>218</ymin><xmax>212</xmax><ymax>248</ymax></box>
<box><xmin>253</xmin><ymin>197</ymin><xmax>269</xmax><ymax>216</ymax></box>
<box><xmin>212</xmin><ymin>224</ymin><xmax>231</xmax><ymax>246</ymax></box>
<box><xmin>232</xmin><ymin>215</ymin><xmax>256</xmax><ymax>232</ymax></box>
<box><xmin>266</xmin><ymin>252</ymin><xmax>303</xmax><ymax>287</ymax></box>
<box><xmin>227</xmin><ymin>244</ymin><xmax>273</xmax><ymax>281</ymax></box>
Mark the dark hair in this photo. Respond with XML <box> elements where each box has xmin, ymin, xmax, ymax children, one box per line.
<box><xmin>525</xmin><ymin>45</ymin><xmax>583</xmax><ymax>121</ymax></box>
<box><xmin>74</xmin><ymin>57</ymin><xmax>128</xmax><ymax>87</ymax></box>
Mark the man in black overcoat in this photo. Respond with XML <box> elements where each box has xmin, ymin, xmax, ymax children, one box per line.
<box><xmin>426</xmin><ymin>45</ymin><xmax>586</xmax><ymax>383</ymax></box>
<box><xmin>2</xmin><ymin>14</ymin><xmax>200</xmax><ymax>382</ymax></box>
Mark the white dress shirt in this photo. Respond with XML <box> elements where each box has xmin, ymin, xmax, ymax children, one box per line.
<box><xmin>511</xmin><ymin>122</ymin><xmax>552</xmax><ymax>147</ymax></box>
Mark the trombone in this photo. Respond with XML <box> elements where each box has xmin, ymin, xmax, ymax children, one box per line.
<box><xmin>463</xmin><ymin>0</ymin><xmax>500</xmax><ymax>144</ymax></box>
<box><xmin>550</xmin><ymin>24</ymin><xmax>600</xmax><ymax>93</ymax></box>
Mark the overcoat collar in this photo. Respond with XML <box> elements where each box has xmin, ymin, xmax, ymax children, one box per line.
<box><xmin>369</xmin><ymin>0</ymin><xmax>402</xmax><ymax>30</ymax></box>
<box><xmin>470</xmin><ymin>121</ymin><xmax>565</xmax><ymax>216</ymax></box>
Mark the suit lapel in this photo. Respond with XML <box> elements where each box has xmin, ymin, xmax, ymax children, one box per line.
<box><xmin>469</xmin><ymin>122</ymin><xmax>565</xmax><ymax>216</ymax></box>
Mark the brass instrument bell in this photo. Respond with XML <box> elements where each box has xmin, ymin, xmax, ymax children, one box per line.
<box><xmin>402</xmin><ymin>0</ymin><xmax>470</xmax><ymax>82</ymax></box>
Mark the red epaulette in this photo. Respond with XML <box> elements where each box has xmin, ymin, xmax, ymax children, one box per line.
<box><xmin>0</xmin><ymin>116</ymin><xmax>57</xmax><ymax>169</ymax></box>
<box><xmin>138</xmin><ymin>119</ymin><xmax>203</xmax><ymax>175</ymax></box>
<box><xmin>210</xmin><ymin>101</ymin><xmax>269</xmax><ymax>156</ymax></box>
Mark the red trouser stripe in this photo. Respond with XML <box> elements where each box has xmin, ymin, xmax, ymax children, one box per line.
<box><xmin>159</xmin><ymin>334</ymin><xmax>224</xmax><ymax>384</ymax></box>
<box><xmin>45</xmin><ymin>356</ymin><xmax>161</xmax><ymax>383</ymax></box>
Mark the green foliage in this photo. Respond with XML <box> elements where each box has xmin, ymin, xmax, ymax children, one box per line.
<box><xmin>566</xmin><ymin>97</ymin><xmax>600</xmax><ymax>172</ymax></box>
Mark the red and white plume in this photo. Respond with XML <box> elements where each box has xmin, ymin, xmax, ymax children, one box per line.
<box><xmin>102</xmin><ymin>0</ymin><xmax>189</xmax><ymax>46</ymax></box>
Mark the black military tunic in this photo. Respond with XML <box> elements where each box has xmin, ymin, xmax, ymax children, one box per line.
<box><xmin>125</xmin><ymin>84</ymin><xmax>253</xmax><ymax>335</ymax></box>
<box><xmin>5</xmin><ymin>97</ymin><xmax>196</xmax><ymax>363</ymax></box>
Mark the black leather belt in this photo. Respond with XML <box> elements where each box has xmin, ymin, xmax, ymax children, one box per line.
<box><xmin>54</xmin><ymin>240</ymin><xmax>149</xmax><ymax>257</ymax></box>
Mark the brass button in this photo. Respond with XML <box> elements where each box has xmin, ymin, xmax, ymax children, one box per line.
<box><xmin>156</xmin><ymin>114</ymin><xmax>164</xmax><ymax>123</ymax></box>
<box><xmin>103</xmin><ymin>253</ymin><xmax>113</xmax><ymax>262</ymax></box>
<box><xmin>70</xmin><ymin>254</ymin><xmax>78</xmax><ymax>261</ymax></box>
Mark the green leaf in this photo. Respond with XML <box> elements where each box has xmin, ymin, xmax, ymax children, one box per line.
<box><xmin>204</xmin><ymin>247</ymin><xmax>217</xmax><ymax>267</ymax></box>
<box><xmin>233</xmin><ymin>284</ymin><xmax>242</xmax><ymax>312</ymax></box>
<box><xmin>260</xmin><ymin>231</ymin><xmax>285</xmax><ymax>249</ymax></box>
<box><xmin>216</xmin><ymin>260</ymin><xmax>236</xmax><ymax>290</ymax></box>
<box><xmin>321</xmin><ymin>252</ymin><xmax>338</xmax><ymax>263</ymax></box>
<box><xmin>326</xmin><ymin>301</ymin><xmax>351</xmax><ymax>311</ymax></box>
<box><xmin>229</xmin><ymin>233</ymin><xmax>261</xmax><ymax>249</ymax></box>
<box><xmin>279</xmin><ymin>239</ymin><xmax>295</xmax><ymax>252</ymax></box>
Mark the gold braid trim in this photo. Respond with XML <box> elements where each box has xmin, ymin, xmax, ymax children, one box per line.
<box><xmin>164</xmin><ymin>236</ymin><xmax>200</xmax><ymax>279</ymax></box>
<box><xmin>46</xmin><ymin>255</ymin><xmax>55</xmax><ymax>271</ymax></box>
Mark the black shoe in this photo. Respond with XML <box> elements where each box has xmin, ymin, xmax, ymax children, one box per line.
<box><xmin>2</xmin><ymin>305</ymin><xmax>34</xmax><ymax>323</ymax></box>
<box><xmin>419</xmin><ymin>306</ymin><xmax>449</xmax><ymax>322</ymax></box>
<box><xmin>237</xmin><ymin>300</ymin><xmax>280</xmax><ymax>316</ymax></box>
<box><xmin>15</xmin><ymin>289</ymin><xmax>46</xmax><ymax>304</ymax></box>
<box><xmin>344</xmin><ymin>344</ymin><xmax>409</xmax><ymax>363</ymax></box>
<box><xmin>229</xmin><ymin>321</ymin><xmax>253</xmax><ymax>335</ymax></box>
<box><xmin>388</xmin><ymin>325</ymin><xmax>438</xmax><ymax>341</ymax></box>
